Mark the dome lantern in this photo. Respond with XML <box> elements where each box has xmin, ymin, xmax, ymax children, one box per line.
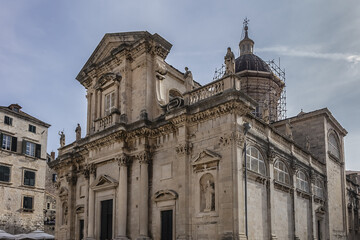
<box><xmin>239</xmin><ymin>18</ymin><xmax>254</xmax><ymax>56</ymax></box>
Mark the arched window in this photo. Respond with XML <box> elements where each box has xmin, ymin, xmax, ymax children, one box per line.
<box><xmin>246</xmin><ymin>147</ymin><xmax>266</xmax><ymax>175</ymax></box>
<box><xmin>314</xmin><ymin>179</ymin><xmax>324</xmax><ymax>198</ymax></box>
<box><xmin>328</xmin><ymin>133</ymin><xmax>340</xmax><ymax>159</ymax></box>
<box><xmin>296</xmin><ymin>170</ymin><xmax>309</xmax><ymax>192</ymax></box>
<box><xmin>274</xmin><ymin>160</ymin><xmax>290</xmax><ymax>185</ymax></box>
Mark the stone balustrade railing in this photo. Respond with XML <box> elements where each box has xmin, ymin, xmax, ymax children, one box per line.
<box><xmin>184</xmin><ymin>75</ymin><xmax>240</xmax><ymax>105</ymax></box>
<box><xmin>99</xmin><ymin>115</ymin><xmax>113</xmax><ymax>128</ymax></box>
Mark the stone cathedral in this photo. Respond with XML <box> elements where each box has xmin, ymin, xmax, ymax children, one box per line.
<box><xmin>50</xmin><ymin>24</ymin><xmax>348</xmax><ymax>240</ymax></box>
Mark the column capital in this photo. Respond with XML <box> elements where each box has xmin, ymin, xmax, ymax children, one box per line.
<box><xmin>136</xmin><ymin>151</ymin><xmax>151</xmax><ymax>165</ymax></box>
<box><xmin>83</xmin><ymin>163</ymin><xmax>96</xmax><ymax>179</ymax></box>
<box><xmin>116</xmin><ymin>154</ymin><xmax>131</xmax><ymax>167</ymax></box>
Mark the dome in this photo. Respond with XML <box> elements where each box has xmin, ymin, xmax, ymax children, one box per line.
<box><xmin>235</xmin><ymin>54</ymin><xmax>271</xmax><ymax>73</ymax></box>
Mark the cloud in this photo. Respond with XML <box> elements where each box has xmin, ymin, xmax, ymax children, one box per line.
<box><xmin>257</xmin><ymin>46</ymin><xmax>360</xmax><ymax>64</ymax></box>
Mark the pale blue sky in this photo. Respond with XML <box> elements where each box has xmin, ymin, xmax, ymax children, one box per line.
<box><xmin>1</xmin><ymin>0</ymin><xmax>359</xmax><ymax>170</ymax></box>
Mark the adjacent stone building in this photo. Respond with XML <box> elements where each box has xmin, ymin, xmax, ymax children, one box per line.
<box><xmin>0</xmin><ymin>104</ymin><xmax>50</xmax><ymax>234</ymax></box>
<box><xmin>346</xmin><ymin>171</ymin><xmax>360</xmax><ymax>239</ymax></box>
<box><xmin>50</xmin><ymin>24</ymin><xmax>348</xmax><ymax>240</ymax></box>
<box><xmin>44</xmin><ymin>152</ymin><xmax>57</xmax><ymax>235</ymax></box>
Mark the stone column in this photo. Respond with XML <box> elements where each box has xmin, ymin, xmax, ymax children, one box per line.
<box><xmin>86</xmin><ymin>164</ymin><xmax>96</xmax><ymax>240</ymax></box>
<box><xmin>116</xmin><ymin>154</ymin><xmax>130</xmax><ymax>240</ymax></box>
<box><xmin>309</xmin><ymin>170</ymin><xmax>316</xmax><ymax>239</ymax></box>
<box><xmin>97</xmin><ymin>90</ymin><xmax>102</xmax><ymax>119</ymax></box>
<box><xmin>115</xmin><ymin>81</ymin><xmax>120</xmax><ymax>111</ymax></box>
<box><xmin>66</xmin><ymin>172</ymin><xmax>77</xmax><ymax>240</ymax></box>
<box><xmin>267</xmin><ymin>152</ymin><xmax>278</xmax><ymax>240</ymax></box>
<box><xmin>86</xmin><ymin>91</ymin><xmax>91</xmax><ymax>135</ymax></box>
<box><xmin>137</xmin><ymin>151</ymin><xmax>151</xmax><ymax>240</ymax></box>
<box><xmin>292</xmin><ymin>172</ymin><xmax>299</xmax><ymax>240</ymax></box>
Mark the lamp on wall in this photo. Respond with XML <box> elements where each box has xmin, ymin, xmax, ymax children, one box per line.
<box><xmin>243</xmin><ymin>122</ymin><xmax>251</xmax><ymax>238</ymax></box>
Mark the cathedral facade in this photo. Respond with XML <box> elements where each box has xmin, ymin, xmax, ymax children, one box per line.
<box><xmin>50</xmin><ymin>26</ymin><xmax>348</xmax><ymax>239</ymax></box>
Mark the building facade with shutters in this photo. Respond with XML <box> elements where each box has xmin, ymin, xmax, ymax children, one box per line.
<box><xmin>0</xmin><ymin>104</ymin><xmax>50</xmax><ymax>234</ymax></box>
<box><xmin>50</xmin><ymin>27</ymin><xmax>348</xmax><ymax>240</ymax></box>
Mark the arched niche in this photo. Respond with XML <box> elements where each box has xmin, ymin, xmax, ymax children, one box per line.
<box><xmin>200</xmin><ymin>173</ymin><xmax>215</xmax><ymax>212</ymax></box>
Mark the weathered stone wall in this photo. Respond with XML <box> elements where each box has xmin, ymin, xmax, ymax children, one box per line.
<box><xmin>247</xmin><ymin>181</ymin><xmax>268</xmax><ymax>239</ymax></box>
<box><xmin>273</xmin><ymin>189</ymin><xmax>293</xmax><ymax>239</ymax></box>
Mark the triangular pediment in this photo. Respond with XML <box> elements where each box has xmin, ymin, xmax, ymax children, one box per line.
<box><xmin>76</xmin><ymin>31</ymin><xmax>172</xmax><ymax>84</ymax></box>
<box><xmin>192</xmin><ymin>149</ymin><xmax>221</xmax><ymax>172</ymax></box>
<box><xmin>90</xmin><ymin>174</ymin><xmax>118</xmax><ymax>191</ymax></box>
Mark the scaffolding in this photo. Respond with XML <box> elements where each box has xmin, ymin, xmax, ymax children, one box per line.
<box><xmin>212</xmin><ymin>59</ymin><xmax>287</xmax><ymax>121</ymax></box>
<box><xmin>266</xmin><ymin>59</ymin><xmax>287</xmax><ymax>120</ymax></box>
<box><xmin>213</xmin><ymin>64</ymin><xmax>225</xmax><ymax>81</ymax></box>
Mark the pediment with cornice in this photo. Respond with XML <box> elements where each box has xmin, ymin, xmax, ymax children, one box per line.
<box><xmin>90</xmin><ymin>174</ymin><xmax>118</xmax><ymax>191</ymax></box>
<box><xmin>77</xmin><ymin>32</ymin><xmax>172</xmax><ymax>84</ymax></box>
<box><xmin>192</xmin><ymin>149</ymin><xmax>221</xmax><ymax>172</ymax></box>
<box><xmin>153</xmin><ymin>189</ymin><xmax>178</xmax><ymax>202</ymax></box>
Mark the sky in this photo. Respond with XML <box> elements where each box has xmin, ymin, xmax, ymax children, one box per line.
<box><xmin>0</xmin><ymin>0</ymin><xmax>359</xmax><ymax>170</ymax></box>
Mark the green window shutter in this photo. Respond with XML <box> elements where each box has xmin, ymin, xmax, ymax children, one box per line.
<box><xmin>22</xmin><ymin>140</ymin><xmax>27</xmax><ymax>154</ymax></box>
<box><xmin>35</xmin><ymin>144</ymin><xmax>41</xmax><ymax>158</ymax></box>
<box><xmin>11</xmin><ymin>137</ymin><xmax>17</xmax><ymax>152</ymax></box>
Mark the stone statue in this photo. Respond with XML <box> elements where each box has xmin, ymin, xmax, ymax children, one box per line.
<box><xmin>224</xmin><ymin>47</ymin><xmax>235</xmax><ymax>75</ymax></box>
<box><xmin>285</xmin><ymin>120</ymin><xmax>293</xmax><ymax>140</ymax></box>
<box><xmin>204</xmin><ymin>180</ymin><xmax>215</xmax><ymax>212</ymax></box>
<box><xmin>262</xmin><ymin>100</ymin><xmax>270</xmax><ymax>123</ymax></box>
<box><xmin>75</xmin><ymin>123</ymin><xmax>81</xmax><ymax>141</ymax></box>
<box><xmin>59</xmin><ymin>131</ymin><xmax>65</xmax><ymax>147</ymax></box>
<box><xmin>305</xmin><ymin>136</ymin><xmax>311</xmax><ymax>151</ymax></box>
<box><xmin>184</xmin><ymin>67</ymin><xmax>194</xmax><ymax>91</ymax></box>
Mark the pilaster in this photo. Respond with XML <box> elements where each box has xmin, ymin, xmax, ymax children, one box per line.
<box><xmin>86</xmin><ymin>164</ymin><xmax>96</xmax><ymax>240</ymax></box>
<box><xmin>136</xmin><ymin>150</ymin><xmax>151</xmax><ymax>240</ymax></box>
<box><xmin>115</xmin><ymin>154</ymin><xmax>130</xmax><ymax>240</ymax></box>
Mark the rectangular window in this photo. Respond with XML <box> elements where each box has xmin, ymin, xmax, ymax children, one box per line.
<box><xmin>47</xmin><ymin>202</ymin><xmax>50</xmax><ymax>209</ymax></box>
<box><xmin>22</xmin><ymin>141</ymin><xmax>40</xmax><ymax>158</ymax></box>
<box><xmin>104</xmin><ymin>91</ymin><xmax>115</xmax><ymax>115</ymax></box>
<box><xmin>24</xmin><ymin>170</ymin><xmax>35</xmax><ymax>186</ymax></box>
<box><xmin>1</xmin><ymin>134</ymin><xmax>11</xmax><ymax>150</ymax></box>
<box><xmin>0</xmin><ymin>134</ymin><xmax>17</xmax><ymax>152</ymax></box>
<box><xmin>26</xmin><ymin>142</ymin><xmax>35</xmax><ymax>157</ymax></box>
<box><xmin>0</xmin><ymin>165</ymin><xmax>10</xmax><ymax>182</ymax></box>
<box><xmin>23</xmin><ymin>196</ymin><xmax>33</xmax><ymax>211</ymax></box>
<box><xmin>28</xmin><ymin>124</ymin><xmax>36</xmax><ymax>133</ymax></box>
<box><xmin>4</xmin><ymin>116</ymin><xmax>13</xmax><ymax>126</ymax></box>
<box><xmin>52</xmin><ymin>173</ymin><xmax>57</xmax><ymax>182</ymax></box>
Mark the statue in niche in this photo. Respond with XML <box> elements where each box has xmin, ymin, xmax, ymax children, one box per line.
<box><xmin>200</xmin><ymin>173</ymin><xmax>215</xmax><ymax>212</ymax></box>
<box><xmin>204</xmin><ymin>180</ymin><xmax>215</xmax><ymax>211</ymax></box>
<box><xmin>59</xmin><ymin>131</ymin><xmax>65</xmax><ymax>147</ymax></box>
<box><xmin>184</xmin><ymin>67</ymin><xmax>194</xmax><ymax>91</ymax></box>
<box><xmin>224</xmin><ymin>47</ymin><xmax>235</xmax><ymax>75</ymax></box>
<box><xmin>75</xmin><ymin>123</ymin><xmax>81</xmax><ymax>141</ymax></box>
